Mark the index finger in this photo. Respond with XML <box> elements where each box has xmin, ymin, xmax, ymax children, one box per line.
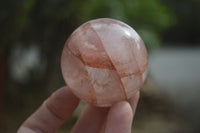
<box><xmin>17</xmin><ymin>86</ymin><xmax>80</xmax><ymax>133</ymax></box>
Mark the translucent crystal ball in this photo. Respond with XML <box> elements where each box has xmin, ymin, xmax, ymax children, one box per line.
<box><xmin>61</xmin><ymin>18</ymin><xmax>148</xmax><ymax>107</ymax></box>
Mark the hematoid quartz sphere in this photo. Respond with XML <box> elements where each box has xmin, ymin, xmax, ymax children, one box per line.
<box><xmin>61</xmin><ymin>18</ymin><xmax>148</xmax><ymax>107</ymax></box>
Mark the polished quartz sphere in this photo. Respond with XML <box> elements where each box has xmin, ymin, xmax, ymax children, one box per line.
<box><xmin>61</xmin><ymin>18</ymin><xmax>148</xmax><ymax>107</ymax></box>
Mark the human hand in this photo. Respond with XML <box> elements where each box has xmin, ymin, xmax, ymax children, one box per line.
<box><xmin>17</xmin><ymin>86</ymin><xmax>139</xmax><ymax>133</ymax></box>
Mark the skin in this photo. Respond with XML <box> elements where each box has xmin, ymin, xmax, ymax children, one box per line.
<box><xmin>17</xmin><ymin>86</ymin><xmax>140</xmax><ymax>133</ymax></box>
